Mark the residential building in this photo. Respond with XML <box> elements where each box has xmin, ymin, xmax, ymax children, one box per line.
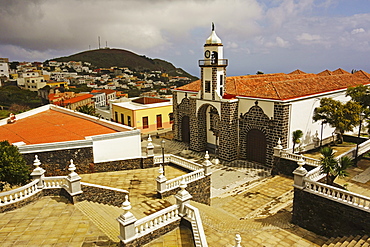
<box><xmin>173</xmin><ymin>26</ymin><xmax>370</xmax><ymax>166</ymax></box>
<box><xmin>0</xmin><ymin>58</ymin><xmax>9</xmax><ymax>78</ymax></box>
<box><xmin>91</xmin><ymin>89</ymin><xmax>117</xmax><ymax>106</ymax></box>
<box><xmin>51</xmin><ymin>92</ymin><xmax>94</xmax><ymax>110</ymax></box>
<box><xmin>111</xmin><ymin>96</ymin><xmax>173</xmax><ymax>133</ymax></box>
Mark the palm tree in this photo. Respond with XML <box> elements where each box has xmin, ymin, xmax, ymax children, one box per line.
<box><xmin>292</xmin><ymin>130</ymin><xmax>303</xmax><ymax>153</ymax></box>
<box><xmin>319</xmin><ymin>146</ymin><xmax>353</xmax><ymax>185</ymax></box>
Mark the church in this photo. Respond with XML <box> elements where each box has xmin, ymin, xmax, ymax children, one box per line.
<box><xmin>172</xmin><ymin>25</ymin><xmax>370</xmax><ymax>166</ymax></box>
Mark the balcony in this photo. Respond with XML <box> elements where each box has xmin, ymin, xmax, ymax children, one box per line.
<box><xmin>198</xmin><ymin>59</ymin><xmax>228</xmax><ymax>67</ymax></box>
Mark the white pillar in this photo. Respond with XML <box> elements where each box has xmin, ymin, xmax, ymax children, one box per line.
<box><xmin>273</xmin><ymin>138</ymin><xmax>283</xmax><ymax>157</ymax></box>
<box><xmin>66</xmin><ymin>159</ymin><xmax>82</xmax><ymax>196</ymax></box>
<box><xmin>30</xmin><ymin>155</ymin><xmax>45</xmax><ymax>189</ymax></box>
<box><xmin>117</xmin><ymin>194</ymin><xmax>137</xmax><ymax>243</ymax></box>
<box><xmin>146</xmin><ymin>134</ymin><xmax>154</xmax><ymax>157</ymax></box>
<box><xmin>203</xmin><ymin>151</ymin><xmax>212</xmax><ymax>176</ymax></box>
<box><xmin>156</xmin><ymin>165</ymin><xmax>167</xmax><ymax>194</ymax></box>
<box><xmin>293</xmin><ymin>155</ymin><xmax>308</xmax><ymax>189</ymax></box>
<box><xmin>175</xmin><ymin>179</ymin><xmax>192</xmax><ymax>216</ymax></box>
<box><xmin>234</xmin><ymin>234</ymin><xmax>242</xmax><ymax>247</ymax></box>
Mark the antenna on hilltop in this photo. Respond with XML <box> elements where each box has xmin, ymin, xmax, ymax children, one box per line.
<box><xmin>98</xmin><ymin>36</ymin><xmax>101</xmax><ymax>49</ymax></box>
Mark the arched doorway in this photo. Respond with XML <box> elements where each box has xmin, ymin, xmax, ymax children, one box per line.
<box><xmin>246</xmin><ymin>129</ymin><xmax>266</xmax><ymax>164</ymax></box>
<box><xmin>181</xmin><ymin>116</ymin><xmax>190</xmax><ymax>143</ymax></box>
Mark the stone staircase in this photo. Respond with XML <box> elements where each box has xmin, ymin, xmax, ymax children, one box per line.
<box><xmin>75</xmin><ymin>200</ymin><xmax>122</xmax><ymax>242</ymax></box>
<box><xmin>322</xmin><ymin>235</ymin><xmax>370</xmax><ymax>247</ymax></box>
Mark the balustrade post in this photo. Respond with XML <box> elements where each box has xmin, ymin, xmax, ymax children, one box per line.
<box><xmin>234</xmin><ymin>234</ymin><xmax>242</xmax><ymax>247</ymax></box>
<box><xmin>175</xmin><ymin>179</ymin><xmax>192</xmax><ymax>217</ymax></box>
<box><xmin>273</xmin><ymin>138</ymin><xmax>283</xmax><ymax>157</ymax></box>
<box><xmin>30</xmin><ymin>155</ymin><xmax>45</xmax><ymax>189</ymax></box>
<box><xmin>66</xmin><ymin>159</ymin><xmax>83</xmax><ymax>196</ymax></box>
<box><xmin>203</xmin><ymin>151</ymin><xmax>212</xmax><ymax>176</ymax></box>
<box><xmin>293</xmin><ymin>155</ymin><xmax>308</xmax><ymax>189</ymax></box>
<box><xmin>117</xmin><ymin>195</ymin><xmax>137</xmax><ymax>243</ymax></box>
<box><xmin>156</xmin><ymin>165</ymin><xmax>167</xmax><ymax>195</ymax></box>
<box><xmin>146</xmin><ymin>134</ymin><xmax>154</xmax><ymax>157</ymax></box>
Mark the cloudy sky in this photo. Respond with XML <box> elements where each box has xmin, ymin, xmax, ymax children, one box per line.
<box><xmin>1</xmin><ymin>0</ymin><xmax>369</xmax><ymax>76</ymax></box>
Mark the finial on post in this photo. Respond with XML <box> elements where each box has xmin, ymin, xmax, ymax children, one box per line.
<box><xmin>212</xmin><ymin>22</ymin><xmax>215</xmax><ymax>31</ymax></box>
<box><xmin>234</xmin><ymin>234</ymin><xmax>242</xmax><ymax>247</ymax></box>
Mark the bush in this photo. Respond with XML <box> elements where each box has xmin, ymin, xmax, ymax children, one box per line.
<box><xmin>0</xmin><ymin>141</ymin><xmax>30</xmax><ymax>190</ymax></box>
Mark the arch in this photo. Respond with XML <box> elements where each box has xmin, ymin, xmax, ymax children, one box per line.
<box><xmin>197</xmin><ymin>103</ymin><xmax>220</xmax><ymax>152</ymax></box>
<box><xmin>246</xmin><ymin>129</ymin><xmax>266</xmax><ymax>164</ymax></box>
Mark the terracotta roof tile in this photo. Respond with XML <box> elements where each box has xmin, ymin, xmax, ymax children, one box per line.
<box><xmin>0</xmin><ymin>109</ymin><xmax>118</xmax><ymax>145</ymax></box>
<box><xmin>176</xmin><ymin>68</ymin><xmax>370</xmax><ymax>100</ymax></box>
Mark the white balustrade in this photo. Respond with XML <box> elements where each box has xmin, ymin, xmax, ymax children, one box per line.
<box><xmin>154</xmin><ymin>154</ymin><xmax>203</xmax><ymax>171</ymax></box>
<box><xmin>304</xmin><ymin>179</ymin><xmax>370</xmax><ymax>211</ymax></box>
<box><xmin>165</xmin><ymin>169</ymin><xmax>205</xmax><ymax>191</ymax></box>
<box><xmin>183</xmin><ymin>204</ymin><xmax>208</xmax><ymax>247</ymax></box>
<box><xmin>305</xmin><ymin>166</ymin><xmax>326</xmax><ymax>182</ymax></box>
<box><xmin>0</xmin><ymin>179</ymin><xmax>41</xmax><ymax>206</ymax></box>
<box><xmin>280</xmin><ymin>151</ymin><xmax>321</xmax><ymax>167</ymax></box>
<box><xmin>43</xmin><ymin>176</ymin><xmax>68</xmax><ymax>188</ymax></box>
<box><xmin>134</xmin><ymin>204</ymin><xmax>180</xmax><ymax>238</ymax></box>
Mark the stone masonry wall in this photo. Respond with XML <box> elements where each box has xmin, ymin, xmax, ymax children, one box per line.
<box><xmin>293</xmin><ymin>188</ymin><xmax>370</xmax><ymax>237</ymax></box>
<box><xmin>272</xmin><ymin>157</ymin><xmax>316</xmax><ymax>177</ymax></box>
<box><xmin>76</xmin><ymin>184</ymin><xmax>127</xmax><ymax>207</ymax></box>
<box><xmin>159</xmin><ymin>175</ymin><xmax>211</xmax><ymax>205</ymax></box>
<box><xmin>219</xmin><ymin>101</ymin><xmax>238</xmax><ymax>161</ymax></box>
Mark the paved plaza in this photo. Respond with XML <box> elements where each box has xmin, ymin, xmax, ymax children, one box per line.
<box><xmin>0</xmin><ymin>134</ymin><xmax>369</xmax><ymax>246</ymax></box>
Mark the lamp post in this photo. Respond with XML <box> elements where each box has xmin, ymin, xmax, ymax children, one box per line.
<box><xmin>161</xmin><ymin>139</ymin><xmax>165</xmax><ymax>176</ymax></box>
<box><xmin>354</xmin><ymin>112</ymin><xmax>365</xmax><ymax>166</ymax></box>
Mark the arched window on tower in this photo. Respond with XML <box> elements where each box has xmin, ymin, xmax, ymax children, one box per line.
<box><xmin>211</xmin><ymin>51</ymin><xmax>218</xmax><ymax>65</ymax></box>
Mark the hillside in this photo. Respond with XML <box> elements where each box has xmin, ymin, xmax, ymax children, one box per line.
<box><xmin>47</xmin><ymin>48</ymin><xmax>198</xmax><ymax>80</ymax></box>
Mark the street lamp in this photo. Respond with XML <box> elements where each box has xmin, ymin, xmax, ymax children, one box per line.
<box><xmin>161</xmin><ymin>139</ymin><xmax>165</xmax><ymax>176</ymax></box>
<box><xmin>354</xmin><ymin>112</ymin><xmax>366</xmax><ymax>166</ymax></box>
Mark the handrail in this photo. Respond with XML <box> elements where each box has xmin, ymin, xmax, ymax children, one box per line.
<box><xmin>134</xmin><ymin>204</ymin><xmax>180</xmax><ymax>238</ymax></box>
<box><xmin>280</xmin><ymin>151</ymin><xmax>321</xmax><ymax>167</ymax></box>
<box><xmin>183</xmin><ymin>204</ymin><xmax>208</xmax><ymax>247</ymax></box>
<box><xmin>165</xmin><ymin>169</ymin><xmax>205</xmax><ymax>192</ymax></box>
<box><xmin>43</xmin><ymin>176</ymin><xmax>67</xmax><ymax>188</ymax></box>
<box><xmin>305</xmin><ymin>166</ymin><xmax>326</xmax><ymax>182</ymax></box>
<box><xmin>304</xmin><ymin>179</ymin><xmax>370</xmax><ymax>212</ymax></box>
<box><xmin>0</xmin><ymin>179</ymin><xmax>41</xmax><ymax>206</ymax></box>
<box><xmin>154</xmin><ymin>154</ymin><xmax>203</xmax><ymax>171</ymax></box>
<box><xmin>81</xmin><ymin>182</ymin><xmax>129</xmax><ymax>194</ymax></box>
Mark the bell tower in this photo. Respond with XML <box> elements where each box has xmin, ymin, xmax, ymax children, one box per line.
<box><xmin>199</xmin><ymin>23</ymin><xmax>228</xmax><ymax>101</ymax></box>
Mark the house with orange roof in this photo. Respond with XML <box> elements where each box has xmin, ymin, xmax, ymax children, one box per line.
<box><xmin>52</xmin><ymin>93</ymin><xmax>94</xmax><ymax>110</ymax></box>
<box><xmin>0</xmin><ymin>104</ymin><xmax>141</xmax><ymax>174</ymax></box>
<box><xmin>90</xmin><ymin>89</ymin><xmax>117</xmax><ymax>106</ymax></box>
<box><xmin>173</xmin><ymin>26</ymin><xmax>370</xmax><ymax>166</ymax></box>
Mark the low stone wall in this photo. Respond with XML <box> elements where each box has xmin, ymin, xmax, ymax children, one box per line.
<box><xmin>120</xmin><ymin>219</ymin><xmax>181</xmax><ymax>247</ymax></box>
<box><xmin>23</xmin><ymin>148</ymin><xmax>154</xmax><ymax>176</ymax></box>
<box><xmin>292</xmin><ymin>188</ymin><xmax>370</xmax><ymax>237</ymax></box>
<box><xmin>159</xmin><ymin>175</ymin><xmax>211</xmax><ymax>205</ymax></box>
<box><xmin>272</xmin><ymin>157</ymin><xmax>316</xmax><ymax>177</ymax></box>
<box><xmin>76</xmin><ymin>184</ymin><xmax>127</xmax><ymax>207</ymax></box>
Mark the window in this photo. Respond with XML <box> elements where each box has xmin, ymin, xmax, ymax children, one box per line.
<box><xmin>205</xmin><ymin>80</ymin><xmax>211</xmax><ymax>93</ymax></box>
<box><xmin>114</xmin><ymin>112</ymin><xmax>118</xmax><ymax>123</ymax></box>
<box><xmin>156</xmin><ymin>114</ymin><xmax>162</xmax><ymax>128</ymax></box>
<box><xmin>169</xmin><ymin>112</ymin><xmax>174</xmax><ymax>124</ymax></box>
<box><xmin>121</xmin><ymin>113</ymin><xmax>124</xmax><ymax>124</ymax></box>
<box><xmin>127</xmin><ymin>116</ymin><xmax>131</xmax><ymax>127</ymax></box>
<box><xmin>220</xmin><ymin>75</ymin><xmax>223</xmax><ymax>85</ymax></box>
<box><xmin>142</xmin><ymin>116</ymin><xmax>149</xmax><ymax>129</ymax></box>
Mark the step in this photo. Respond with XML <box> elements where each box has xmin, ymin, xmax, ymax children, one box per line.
<box><xmin>347</xmin><ymin>235</ymin><xmax>363</xmax><ymax>247</ymax></box>
<box><xmin>334</xmin><ymin>236</ymin><xmax>351</xmax><ymax>247</ymax></box>
<box><xmin>353</xmin><ymin>235</ymin><xmax>369</xmax><ymax>247</ymax></box>
<box><xmin>340</xmin><ymin>236</ymin><xmax>355</xmax><ymax>247</ymax></box>
<box><xmin>75</xmin><ymin>200</ymin><xmax>121</xmax><ymax>242</ymax></box>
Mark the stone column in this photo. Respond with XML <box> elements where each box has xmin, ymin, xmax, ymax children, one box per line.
<box><xmin>117</xmin><ymin>195</ymin><xmax>137</xmax><ymax>243</ymax></box>
<box><xmin>175</xmin><ymin>179</ymin><xmax>192</xmax><ymax>217</ymax></box>
<box><xmin>202</xmin><ymin>151</ymin><xmax>212</xmax><ymax>176</ymax></box>
<box><xmin>30</xmin><ymin>155</ymin><xmax>45</xmax><ymax>189</ymax></box>
<box><xmin>293</xmin><ymin>155</ymin><xmax>308</xmax><ymax>189</ymax></box>
<box><xmin>146</xmin><ymin>134</ymin><xmax>154</xmax><ymax>157</ymax></box>
<box><xmin>234</xmin><ymin>234</ymin><xmax>242</xmax><ymax>247</ymax></box>
<box><xmin>156</xmin><ymin>165</ymin><xmax>167</xmax><ymax>196</ymax></box>
<box><xmin>66</xmin><ymin>159</ymin><xmax>82</xmax><ymax>196</ymax></box>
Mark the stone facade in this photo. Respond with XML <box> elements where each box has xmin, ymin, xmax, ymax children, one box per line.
<box><xmin>293</xmin><ymin>188</ymin><xmax>370</xmax><ymax>237</ymax></box>
<box><xmin>76</xmin><ymin>184</ymin><xmax>127</xmax><ymax>207</ymax></box>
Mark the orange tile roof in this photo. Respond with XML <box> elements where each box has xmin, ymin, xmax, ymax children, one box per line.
<box><xmin>176</xmin><ymin>69</ymin><xmax>370</xmax><ymax>100</ymax></box>
<box><xmin>0</xmin><ymin>109</ymin><xmax>118</xmax><ymax>145</ymax></box>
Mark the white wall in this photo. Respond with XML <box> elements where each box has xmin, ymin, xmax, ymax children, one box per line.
<box><xmin>238</xmin><ymin>98</ymin><xmax>274</xmax><ymax>118</ymax></box>
<box><xmin>92</xmin><ymin>131</ymin><xmax>141</xmax><ymax>163</ymax></box>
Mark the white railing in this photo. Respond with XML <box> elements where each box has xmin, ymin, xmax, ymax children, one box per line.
<box><xmin>183</xmin><ymin>204</ymin><xmax>208</xmax><ymax>247</ymax></box>
<box><xmin>134</xmin><ymin>204</ymin><xmax>180</xmax><ymax>238</ymax></box>
<box><xmin>0</xmin><ymin>179</ymin><xmax>42</xmax><ymax>206</ymax></box>
<box><xmin>43</xmin><ymin>176</ymin><xmax>67</xmax><ymax>188</ymax></box>
<box><xmin>304</xmin><ymin>179</ymin><xmax>370</xmax><ymax>212</ymax></box>
<box><xmin>358</xmin><ymin>139</ymin><xmax>370</xmax><ymax>156</ymax></box>
<box><xmin>154</xmin><ymin>154</ymin><xmax>203</xmax><ymax>171</ymax></box>
<box><xmin>305</xmin><ymin>167</ymin><xmax>326</xmax><ymax>182</ymax></box>
<box><xmin>81</xmin><ymin>182</ymin><xmax>129</xmax><ymax>194</ymax></box>
<box><xmin>280</xmin><ymin>151</ymin><xmax>321</xmax><ymax>167</ymax></box>
<box><xmin>165</xmin><ymin>169</ymin><xmax>205</xmax><ymax>191</ymax></box>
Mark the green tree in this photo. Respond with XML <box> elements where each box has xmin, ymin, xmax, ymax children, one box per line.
<box><xmin>292</xmin><ymin>130</ymin><xmax>303</xmax><ymax>153</ymax></box>
<box><xmin>0</xmin><ymin>141</ymin><xmax>30</xmax><ymax>190</ymax></box>
<box><xmin>313</xmin><ymin>98</ymin><xmax>361</xmax><ymax>144</ymax></box>
<box><xmin>76</xmin><ymin>105</ymin><xmax>100</xmax><ymax>117</ymax></box>
<box><xmin>319</xmin><ymin>146</ymin><xmax>353</xmax><ymax>185</ymax></box>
